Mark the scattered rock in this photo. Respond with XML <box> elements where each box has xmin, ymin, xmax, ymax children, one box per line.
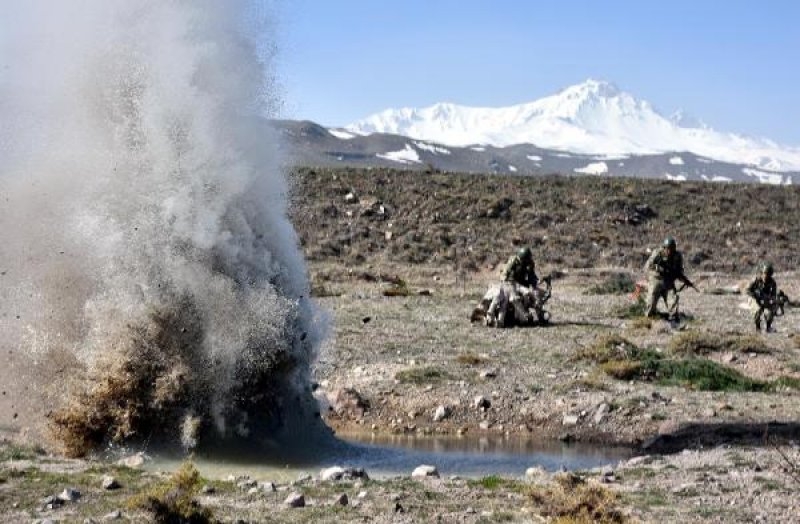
<box><xmin>357</xmin><ymin>490</ymin><xmax>368</xmax><ymax>499</ymax></box>
<box><xmin>42</xmin><ymin>495</ymin><xmax>64</xmax><ymax>510</ymax></box>
<box><xmin>525</xmin><ymin>466</ymin><xmax>547</xmax><ymax>479</ymax></box>
<box><xmin>479</xmin><ymin>370</ymin><xmax>497</xmax><ymax>379</ymax></box>
<box><xmin>701</xmin><ymin>408</ymin><xmax>717</xmax><ymax>418</ymax></box>
<box><xmin>344</xmin><ymin>192</ymin><xmax>357</xmax><ymax>203</ymax></box>
<box><xmin>284</xmin><ymin>492</ymin><xmax>305</xmax><ymax>508</ymax></box>
<box><xmin>334</xmin><ymin>493</ymin><xmax>349</xmax><ymax>506</ymax></box>
<box><xmin>562</xmin><ymin>414</ymin><xmax>580</xmax><ymax>426</ymax></box>
<box><xmin>594</xmin><ymin>403</ymin><xmax>611</xmax><ymax>424</ymax></box>
<box><xmin>432</xmin><ymin>405</ymin><xmax>451</xmax><ymax>422</ymax></box>
<box><xmin>479</xmin><ymin>421</ymin><xmax>491</xmax><ymax>430</ymax></box>
<box><xmin>58</xmin><ymin>487</ymin><xmax>81</xmax><ymax>502</ymax></box>
<box><xmin>200</xmin><ymin>485</ymin><xmax>216</xmax><ymax>495</ymax></box>
<box><xmin>474</xmin><ymin>395</ymin><xmax>491</xmax><ymax>410</ymax></box>
<box><xmin>103</xmin><ymin>510</ymin><xmax>123</xmax><ymax>520</ymax></box>
<box><xmin>237</xmin><ymin>478</ymin><xmax>258</xmax><ymax>490</ymax></box>
<box><xmin>259</xmin><ymin>481</ymin><xmax>277</xmax><ymax>493</ymax></box>
<box><xmin>327</xmin><ymin>387</ymin><xmax>370</xmax><ymax>419</ymax></box>
<box><xmin>412</xmin><ymin>465</ymin><xmax>439</xmax><ymax>478</ymax></box>
<box><xmin>319</xmin><ymin>466</ymin><xmax>369</xmax><ymax>481</ymax></box>
<box><xmin>101</xmin><ymin>475</ymin><xmax>120</xmax><ymax>490</ymax></box>
<box><xmin>116</xmin><ymin>452</ymin><xmax>148</xmax><ymax>468</ymax></box>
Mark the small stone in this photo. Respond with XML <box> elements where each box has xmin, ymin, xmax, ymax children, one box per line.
<box><xmin>103</xmin><ymin>510</ymin><xmax>123</xmax><ymax>520</ymax></box>
<box><xmin>42</xmin><ymin>495</ymin><xmax>63</xmax><ymax>510</ymax></box>
<box><xmin>284</xmin><ymin>492</ymin><xmax>305</xmax><ymax>508</ymax></box>
<box><xmin>117</xmin><ymin>452</ymin><xmax>148</xmax><ymax>468</ymax></box>
<box><xmin>525</xmin><ymin>466</ymin><xmax>547</xmax><ymax>479</ymax></box>
<box><xmin>562</xmin><ymin>414</ymin><xmax>579</xmax><ymax>426</ymax></box>
<box><xmin>320</xmin><ymin>466</ymin><xmax>346</xmax><ymax>481</ymax></box>
<box><xmin>200</xmin><ymin>485</ymin><xmax>216</xmax><ymax>494</ymax></box>
<box><xmin>259</xmin><ymin>481</ymin><xmax>276</xmax><ymax>492</ymax></box>
<box><xmin>473</xmin><ymin>396</ymin><xmax>491</xmax><ymax>410</ymax></box>
<box><xmin>479</xmin><ymin>421</ymin><xmax>491</xmax><ymax>430</ymax></box>
<box><xmin>594</xmin><ymin>403</ymin><xmax>611</xmax><ymax>424</ymax></box>
<box><xmin>58</xmin><ymin>487</ymin><xmax>81</xmax><ymax>502</ymax></box>
<box><xmin>701</xmin><ymin>408</ymin><xmax>717</xmax><ymax>418</ymax></box>
<box><xmin>334</xmin><ymin>493</ymin><xmax>348</xmax><ymax>506</ymax></box>
<box><xmin>357</xmin><ymin>490</ymin><xmax>368</xmax><ymax>499</ymax></box>
<box><xmin>102</xmin><ymin>475</ymin><xmax>121</xmax><ymax>490</ymax></box>
<box><xmin>237</xmin><ymin>478</ymin><xmax>258</xmax><ymax>490</ymax></box>
<box><xmin>479</xmin><ymin>370</ymin><xmax>497</xmax><ymax>379</ymax></box>
<box><xmin>432</xmin><ymin>405</ymin><xmax>450</xmax><ymax>422</ymax></box>
<box><xmin>412</xmin><ymin>465</ymin><xmax>439</xmax><ymax>478</ymax></box>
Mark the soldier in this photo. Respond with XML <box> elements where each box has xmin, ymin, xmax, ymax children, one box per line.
<box><xmin>486</xmin><ymin>247</ymin><xmax>540</xmax><ymax>326</ymax></box>
<box><xmin>644</xmin><ymin>237</ymin><xmax>697</xmax><ymax>318</ymax></box>
<box><xmin>747</xmin><ymin>262</ymin><xmax>779</xmax><ymax>332</ymax></box>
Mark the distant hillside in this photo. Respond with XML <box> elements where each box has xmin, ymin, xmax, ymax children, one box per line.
<box><xmin>274</xmin><ymin>120</ymin><xmax>798</xmax><ymax>185</ymax></box>
<box><xmin>289</xmin><ymin>166</ymin><xmax>800</xmax><ymax>274</ymax></box>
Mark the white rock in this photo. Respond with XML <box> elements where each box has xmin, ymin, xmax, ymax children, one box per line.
<box><xmin>412</xmin><ymin>465</ymin><xmax>440</xmax><ymax>478</ymax></box>
<box><xmin>284</xmin><ymin>492</ymin><xmax>305</xmax><ymax>507</ymax></box>
<box><xmin>432</xmin><ymin>405</ymin><xmax>450</xmax><ymax>422</ymax></box>
<box><xmin>594</xmin><ymin>403</ymin><xmax>611</xmax><ymax>424</ymax></box>
<box><xmin>562</xmin><ymin>414</ymin><xmax>580</xmax><ymax>426</ymax></box>
<box><xmin>320</xmin><ymin>466</ymin><xmax>346</xmax><ymax>481</ymax></box>
<box><xmin>116</xmin><ymin>452</ymin><xmax>149</xmax><ymax>468</ymax></box>
<box><xmin>525</xmin><ymin>466</ymin><xmax>547</xmax><ymax>479</ymax></box>
<box><xmin>357</xmin><ymin>490</ymin><xmax>368</xmax><ymax>499</ymax></box>
<box><xmin>259</xmin><ymin>481</ymin><xmax>277</xmax><ymax>492</ymax></box>
<box><xmin>101</xmin><ymin>475</ymin><xmax>120</xmax><ymax>490</ymax></box>
<box><xmin>103</xmin><ymin>510</ymin><xmax>123</xmax><ymax>520</ymax></box>
<box><xmin>57</xmin><ymin>487</ymin><xmax>81</xmax><ymax>502</ymax></box>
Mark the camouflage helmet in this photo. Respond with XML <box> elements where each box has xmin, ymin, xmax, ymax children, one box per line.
<box><xmin>662</xmin><ymin>236</ymin><xmax>677</xmax><ymax>250</ymax></box>
<box><xmin>518</xmin><ymin>246</ymin><xmax>532</xmax><ymax>261</ymax></box>
<box><xmin>761</xmin><ymin>262</ymin><xmax>774</xmax><ymax>276</ymax></box>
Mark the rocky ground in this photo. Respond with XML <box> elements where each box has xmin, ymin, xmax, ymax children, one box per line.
<box><xmin>3</xmin><ymin>168</ymin><xmax>800</xmax><ymax>522</ymax></box>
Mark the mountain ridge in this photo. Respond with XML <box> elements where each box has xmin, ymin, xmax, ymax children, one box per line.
<box><xmin>345</xmin><ymin>79</ymin><xmax>800</xmax><ymax>172</ymax></box>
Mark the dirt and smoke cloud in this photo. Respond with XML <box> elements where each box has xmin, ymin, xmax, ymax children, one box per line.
<box><xmin>0</xmin><ymin>1</ymin><xmax>324</xmax><ymax>455</ymax></box>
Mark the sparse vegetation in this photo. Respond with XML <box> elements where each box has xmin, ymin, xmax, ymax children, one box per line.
<box><xmin>526</xmin><ymin>473</ymin><xmax>628</xmax><ymax>523</ymax></box>
<box><xmin>127</xmin><ymin>462</ymin><xmax>213</xmax><ymax>523</ymax></box>
<box><xmin>585</xmin><ymin>272</ymin><xmax>637</xmax><ymax>295</ymax></box>
<box><xmin>456</xmin><ymin>351</ymin><xmax>488</xmax><ymax>366</ymax></box>
<box><xmin>669</xmin><ymin>331</ymin><xmax>770</xmax><ymax>355</ymax></box>
<box><xmin>395</xmin><ymin>366</ymin><xmax>450</xmax><ymax>384</ymax></box>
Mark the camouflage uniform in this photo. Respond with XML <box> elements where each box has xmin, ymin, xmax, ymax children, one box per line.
<box><xmin>487</xmin><ymin>253</ymin><xmax>540</xmax><ymax>326</ymax></box>
<box><xmin>643</xmin><ymin>247</ymin><xmax>685</xmax><ymax>318</ymax></box>
<box><xmin>747</xmin><ymin>273</ymin><xmax>778</xmax><ymax>332</ymax></box>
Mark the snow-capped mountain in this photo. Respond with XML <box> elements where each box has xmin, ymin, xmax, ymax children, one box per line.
<box><xmin>346</xmin><ymin>79</ymin><xmax>800</xmax><ymax>172</ymax></box>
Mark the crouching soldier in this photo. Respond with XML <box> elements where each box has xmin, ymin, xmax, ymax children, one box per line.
<box><xmin>644</xmin><ymin>236</ymin><xmax>697</xmax><ymax>318</ymax></box>
<box><xmin>486</xmin><ymin>247</ymin><xmax>541</xmax><ymax>326</ymax></box>
<box><xmin>747</xmin><ymin>263</ymin><xmax>782</xmax><ymax>332</ymax></box>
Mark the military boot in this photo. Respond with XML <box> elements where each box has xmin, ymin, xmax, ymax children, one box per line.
<box><xmin>766</xmin><ymin>320</ymin><xmax>774</xmax><ymax>333</ymax></box>
<box><xmin>755</xmin><ymin>318</ymin><xmax>762</xmax><ymax>332</ymax></box>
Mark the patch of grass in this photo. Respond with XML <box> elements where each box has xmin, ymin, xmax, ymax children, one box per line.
<box><xmin>0</xmin><ymin>443</ymin><xmax>42</xmax><ymax>461</ymax></box>
<box><xmin>310</xmin><ymin>281</ymin><xmax>341</xmax><ymax>297</ymax></box>
<box><xmin>455</xmin><ymin>351</ymin><xmax>487</xmax><ymax>366</ymax></box>
<box><xmin>628</xmin><ymin>317</ymin><xmax>653</xmax><ymax>330</ymax></box>
<box><xmin>754</xmin><ymin>476</ymin><xmax>784</xmax><ymax>491</ymax></box>
<box><xmin>469</xmin><ymin>475</ymin><xmax>506</xmax><ymax>489</ymax></box>
<box><xmin>583</xmin><ymin>334</ymin><xmax>773</xmax><ymax>392</ymax></box>
<box><xmin>669</xmin><ymin>332</ymin><xmax>770</xmax><ymax>356</ymax></box>
<box><xmin>127</xmin><ymin>462</ymin><xmax>213</xmax><ymax>524</ymax></box>
<box><xmin>395</xmin><ymin>366</ymin><xmax>450</xmax><ymax>384</ymax></box>
<box><xmin>526</xmin><ymin>473</ymin><xmax>628</xmax><ymax>523</ymax></box>
<box><xmin>655</xmin><ymin>358</ymin><xmax>768</xmax><ymax>392</ymax></box>
<box><xmin>613</xmin><ymin>295</ymin><xmax>647</xmax><ymax>319</ymax></box>
<box><xmin>383</xmin><ymin>279</ymin><xmax>412</xmax><ymax>297</ymax></box>
<box><xmin>585</xmin><ymin>273</ymin><xmax>637</xmax><ymax>295</ymax></box>
<box><xmin>771</xmin><ymin>376</ymin><xmax>800</xmax><ymax>390</ymax></box>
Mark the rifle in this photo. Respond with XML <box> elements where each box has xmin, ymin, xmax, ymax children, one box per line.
<box><xmin>676</xmin><ymin>274</ymin><xmax>698</xmax><ymax>292</ymax></box>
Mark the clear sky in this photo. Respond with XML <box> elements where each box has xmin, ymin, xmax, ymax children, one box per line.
<box><xmin>275</xmin><ymin>0</ymin><xmax>800</xmax><ymax>145</ymax></box>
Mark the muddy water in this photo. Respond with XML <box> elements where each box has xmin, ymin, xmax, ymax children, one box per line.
<box><xmin>147</xmin><ymin>432</ymin><xmax>632</xmax><ymax>481</ymax></box>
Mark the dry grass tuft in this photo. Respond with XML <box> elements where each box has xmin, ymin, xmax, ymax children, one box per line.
<box><xmin>127</xmin><ymin>462</ymin><xmax>213</xmax><ymax>523</ymax></box>
<box><xmin>669</xmin><ymin>332</ymin><xmax>770</xmax><ymax>356</ymax></box>
<box><xmin>527</xmin><ymin>473</ymin><xmax>628</xmax><ymax>523</ymax></box>
<box><xmin>455</xmin><ymin>352</ymin><xmax>488</xmax><ymax>366</ymax></box>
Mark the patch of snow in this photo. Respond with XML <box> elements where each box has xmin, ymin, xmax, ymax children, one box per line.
<box><xmin>664</xmin><ymin>173</ymin><xmax>687</xmax><ymax>181</ymax></box>
<box><xmin>554</xmin><ymin>153</ymin><xmax>573</xmax><ymax>158</ymax></box>
<box><xmin>526</xmin><ymin>155</ymin><xmax>542</xmax><ymax>162</ymax></box>
<box><xmin>508</xmin><ymin>165</ymin><xmax>517</xmax><ymax>172</ymax></box>
<box><xmin>413</xmin><ymin>141</ymin><xmax>451</xmax><ymax>155</ymax></box>
<box><xmin>711</xmin><ymin>175</ymin><xmax>732</xmax><ymax>182</ymax></box>
<box><xmin>470</xmin><ymin>146</ymin><xmax>485</xmax><ymax>152</ymax></box>
<box><xmin>574</xmin><ymin>161</ymin><xmax>608</xmax><ymax>175</ymax></box>
<box><xmin>697</xmin><ymin>157</ymin><xmax>713</xmax><ymax>164</ymax></box>
<box><xmin>618</xmin><ymin>162</ymin><xmax>625</xmax><ymax>167</ymax></box>
<box><xmin>376</xmin><ymin>144</ymin><xmax>421</xmax><ymax>164</ymax></box>
<box><xmin>742</xmin><ymin>168</ymin><xmax>784</xmax><ymax>185</ymax></box>
<box><xmin>669</xmin><ymin>156</ymin><xmax>684</xmax><ymax>165</ymax></box>
<box><xmin>329</xmin><ymin>129</ymin><xmax>356</xmax><ymax>140</ymax></box>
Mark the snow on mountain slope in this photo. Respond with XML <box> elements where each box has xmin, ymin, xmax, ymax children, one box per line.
<box><xmin>346</xmin><ymin>79</ymin><xmax>800</xmax><ymax>171</ymax></box>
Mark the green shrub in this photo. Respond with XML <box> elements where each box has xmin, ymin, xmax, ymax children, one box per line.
<box><xmin>127</xmin><ymin>462</ymin><xmax>213</xmax><ymax>524</ymax></box>
<box><xmin>585</xmin><ymin>273</ymin><xmax>637</xmax><ymax>295</ymax></box>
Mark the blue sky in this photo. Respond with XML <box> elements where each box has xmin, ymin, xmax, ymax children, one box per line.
<box><xmin>276</xmin><ymin>1</ymin><xmax>800</xmax><ymax>145</ymax></box>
